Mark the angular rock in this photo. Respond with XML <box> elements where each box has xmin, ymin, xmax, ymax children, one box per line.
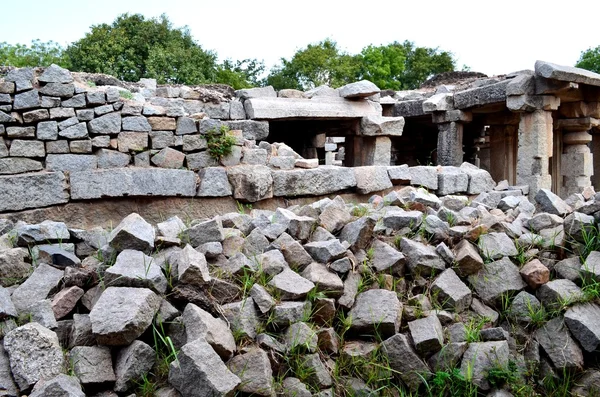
<box><xmin>0</xmin><ymin>248</ymin><xmax>31</xmax><ymax>287</ymax></box>
<box><xmin>400</xmin><ymin>238</ymin><xmax>446</xmax><ymax>277</ymax></box>
<box><xmin>89</xmin><ymin>112</ymin><xmax>122</xmax><ymax>135</ymax></box>
<box><xmin>509</xmin><ymin>291</ymin><xmax>542</xmax><ymax>323</ymax></box>
<box><xmin>105</xmin><ymin>249</ymin><xmax>167</xmax><ymax>293</ymax></box>
<box><xmin>122</xmin><ymin>116</ymin><xmax>151</xmax><ymax>132</ymax></box>
<box><xmin>40</xmin><ymin>64</ymin><xmax>74</xmax><ymax>83</ymax></box>
<box><xmin>227</xmin><ymin>165</ymin><xmax>273</xmax><ymax>202</ymax></box>
<box><xmin>108</xmin><ymin>213</ymin><xmax>155</xmax><ymax>252</ymax></box>
<box><xmin>535</xmin><ymin>188</ymin><xmax>572</xmax><ymax>216</ymax></box>
<box><xmin>69</xmin><ymin>346</ymin><xmax>115</xmax><ymax>386</ymax></box>
<box><xmin>354</xmin><ymin>166</ymin><xmax>393</xmax><ymax>194</ymax></box>
<box><xmin>284</xmin><ymin>322</ymin><xmax>318</xmax><ymax>353</ymax></box>
<box><xmin>197</xmin><ymin>167</ymin><xmax>232</xmax><ymax>197</ymax></box>
<box><xmin>183</xmin><ymin>303</ymin><xmax>236</xmax><ymax>360</ymax></box>
<box><xmin>431</xmin><ymin>268</ymin><xmax>472</xmax><ymax>312</ymax></box>
<box><xmin>564</xmin><ymin>303</ymin><xmax>600</xmax><ymax>352</ymax></box>
<box><xmin>114</xmin><ymin>340</ymin><xmax>156</xmax><ymax>392</ymax></box>
<box><xmin>519</xmin><ymin>259</ymin><xmax>550</xmax><ymax>289</ymax></box>
<box><xmin>535</xmin><ymin>60</ymin><xmax>600</xmax><ymax>87</ymax></box>
<box><xmin>0</xmin><ymin>158</ymin><xmax>43</xmax><ymax>174</ymax></box>
<box><xmin>221</xmin><ymin>298</ymin><xmax>260</xmax><ymax>339</ymax></box>
<box><xmin>349</xmin><ymin>289</ymin><xmax>401</xmax><ymax>337</ymax></box>
<box><xmin>4</xmin><ymin>322</ymin><xmax>65</xmax><ymax>390</ymax></box>
<box><xmin>460</xmin><ymin>341</ymin><xmax>509</xmax><ymax>391</ymax></box>
<box><xmin>369</xmin><ymin>239</ymin><xmax>405</xmax><ymax>275</ymax></box>
<box><xmin>409</xmin><ymin>314</ymin><xmax>444</xmax><ymax>356</ymax></box>
<box><xmin>177</xmin><ymin>244</ymin><xmax>211</xmax><ymax>285</ymax></box>
<box><xmin>301</xmin><ymin>262</ymin><xmax>344</xmax><ymax>296</ymax></box>
<box><xmin>89</xmin><ymin>287</ymin><xmax>160</xmax><ymax>345</ymax></box>
<box><xmin>227</xmin><ymin>348</ymin><xmax>274</xmax><ymax>396</ymax></box>
<box><xmin>304</xmin><ymin>240</ymin><xmax>346</xmax><ymax>264</ymax></box>
<box><xmin>183</xmin><ymin>218</ymin><xmax>224</xmax><ymax>247</ymax></box>
<box><xmin>453</xmin><ymin>239</ymin><xmax>483</xmax><ymax>276</ymax></box>
<box><xmin>534</xmin><ymin>316</ymin><xmax>584</xmax><ymax>371</ymax></box>
<box><xmin>272</xmin><ymin>233</ymin><xmax>313</xmax><ymax>269</ymax></box>
<box><xmin>272</xmin><ymin>166</ymin><xmax>357</xmax><ymax>197</ymax></box>
<box><xmin>537</xmin><ymin>279</ymin><xmax>585</xmax><ymax>310</ymax></box>
<box><xmin>409</xmin><ymin>166</ymin><xmax>438</xmax><ymax>190</ymax></box>
<box><xmin>382</xmin><ymin>333</ymin><xmax>430</xmax><ymax>391</ymax></box>
<box><xmin>339</xmin><ymin>80</ymin><xmax>380</xmax><ymax>98</ymax></box>
<box><xmin>29</xmin><ymin>374</ymin><xmax>85</xmax><ymax>397</ymax></box>
<box><xmin>478</xmin><ymin>232</ymin><xmax>518</xmax><ymax>260</ymax></box>
<box><xmin>12</xmin><ymin>263</ymin><xmax>63</xmax><ymax>313</ymax></box>
<box><xmin>52</xmin><ymin>286</ymin><xmax>84</xmax><ymax>320</ymax></box>
<box><xmin>269</xmin><ymin>269</ymin><xmax>315</xmax><ymax>300</ymax></box>
<box><xmin>469</xmin><ymin>257</ymin><xmax>526</xmax><ymax>305</ymax></box>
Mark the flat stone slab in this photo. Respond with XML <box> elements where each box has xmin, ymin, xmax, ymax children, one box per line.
<box><xmin>454</xmin><ymin>80</ymin><xmax>509</xmax><ymax>109</ymax></box>
<box><xmin>272</xmin><ymin>166</ymin><xmax>356</xmax><ymax>197</ymax></box>
<box><xmin>244</xmin><ymin>97</ymin><xmax>381</xmax><ymax>120</ymax></box>
<box><xmin>0</xmin><ymin>172</ymin><xmax>69</xmax><ymax>212</ymax></box>
<box><xmin>70</xmin><ymin>167</ymin><xmax>197</xmax><ymax>199</ymax></box>
<box><xmin>535</xmin><ymin>60</ymin><xmax>600</xmax><ymax>87</ymax></box>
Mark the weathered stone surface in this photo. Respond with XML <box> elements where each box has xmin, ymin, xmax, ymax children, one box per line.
<box><xmin>4</xmin><ymin>322</ymin><xmax>65</xmax><ymax>390</ymax></box>
<box><xmin>284</xmin><ymin>321</ymin><xmax>318</xmax><ymax>353</ymax></box>
<box><xmin>537</xmin><ymin>279</ymin><xmax>585</xmax><ymax>310</ymax></box>
<box><xmin>469</xmin><ymin>257</ymin><xmax>526</xmax><ymax>305</ymax></box>
<box><xmin>535</xmin><ymin>188</ymin><xmax>572</xmax><ymax>216</ymax></box>
<box><xmin>89</xmin><ymin>287</ymin><xmax>161</xmax><ymax>345</ymax></box>
<box><xmin>114</xmin><ymin>340</ymin><xmax>156</xmax><ymax>392</ymax></box>
<box><xmin>12</xmin><ymin>263</ymin><xmax>64</xmax><ymax>313</ymax></box>
<box><xmin>453</xmin><ymin>239</ymin><xmax>483</xmax><ymax>276</ymax></box>
<box><xmin>122</xmin><ymin>116</ymin><xmax>152</xmax><ymax>132</ymax></box>
<box><xmin>400</xmin><ymin>238</ymin><xmax>446</xmax><ymax>277</ymax></box>
<box><xmin>51</xmin><ymin>286</ymin><xmax>84</xmax><ymax>319</ymax></box>
<box><xmin>353</xmin><ymin>166</ymin><xmax>393</xmax><ymax>194</ymax></box>
<box><xmin>13</xmin><ymin>89</ymin><xmax>40</xmax><ymax>109</ymax></box>
<box><xmin>281</xmin><ymin>377</ymin><xmax>311</xmax><ymax>397</ymax></box>
<box><xmin>0</xmin><ymin>158</ymin><xmax>43</xmax><ymax>174</ymax></box>
<box><xmin>227</xmin><ymin>348</ymin><xmax>274</xmax><ymax>396</ymax></box>
<box><xmin>339</xmin><ymin>80</ymin><xmax>380</xmax><ymax>98</ymax></box>
<box><xmin>460</xmin><ymin>341</ymin><xmax>509</xmax><ymax>391</ymax></box>
<box><xmin>349</xmin><ymin>289</ymin><xmax>401</xmax><ymax>337</ymax></box>
<box><xmin>224</xmin><ymin>120</ymin><xmax>269</xmax><ymax>141</ymax></box>
<box><xmin>0</xmin><ymin>248</ymin><xmax>30</xmax><ymax>287</ymax></box>
<box><xmin>535</xmin><ymin>60</ymin><xmax>600</xmax><ymax>87</ymax></box>
<box><xmin>40</xmin><ymin>64</ymin><xmax>74</xmax><ymax>83</ymax></box>
<box><xmin>431</xmin><ymin>268</ymin><xmax>472</xmax><ymax>312</ymax></box>
<box><xmin>40</xmin><ymin>83</ymin><xmax>75</xmax><ymax>98</ymax></box>
<box><xmin>245</xmin><ymin>97</ymin><xmax>381</xmax><ymax>120</ymax></box>
<box><xmin>409</xmin><ymin>166</ymin><xmax>438</xmax><ymax>189</ymax></box>
<box><xmin>509</xmin><ymin>291</ymin><xmax>542</xmax><ymax>323</ymax></box>
<box><xmin>236</xmin><ymin>86</ymin><xmax>277</xmax><ymax>99</ymax></box>
<box><xmin>269</xmin><ymin>269</ymin><xmax>315</xmax><ymax>300</ymax></box>
<box><xmin>183</xmin><ymin>303</ymin><xmax>235</xmax><ymax>360</ymax></box>
<box><xmin>272</xmin><ymin>166</ymin><xmax>356</xmax><ymax>196</ymax></box>
<box><xmin>478</xmin><ymin>232</ymin><xmax>518</xmax><ymax>260</ymax></box>
<box><xmin>89</xmin><ymin>112</ymin><xmax>122</xmax><ymax>134</ymax></box>
<box><xmin>69</xmin><ymin>314</ymin><xmax>95</xmax><ymax>348</ymax></box>
<box><xmin>108</xmin><ymin>213</ymin><xmax>155</xmax><ymax>252</ymax></box>
<box><xmin>197</xmin><ymin>167</ymin><xmax>232</xmax><ymax>197</ymax></box>
<box><xmin>9</xmin><ymin>139</ymin><xmax>45</xmax><ymax>157</ymax></box>
<box><xmin>69</xmin><ymin>346</ymin><xmax>115</xmax><ymax>386</ymax></box>
<box><xmin>272</xmin><ymin>233</ymin><xmax>313</xmax><ymax>269</ymax></box>
<box><xmin>96</xmin><ymin>149</ymin><xmax>130</xmax><ymax>168</ymax></box>
<box><xmin>70</xmin><ymin>168</ymin><xmax>197</xmax><ymax>199</ymax></box>
<box><xmin>169</xmin><ymin>339</ymin><xmax>241</xmax><ymax>396</ymax></box>
<box><xmin>227</xmin><ymin>165</ymin><xmax>273</xmax><ymax>202</ymax></box>
<box><xmin>519</xmin><ymin>259</ymin><xmax>550</xmax><ymax>289</ymax></box>
<box><xmin>564</xmin><ymin>303</ymin><xmax>600</xmax><ymax>352</ymax></box>
<box><xmin>301</xmin><ymin>262</ymin><xmax>344</xmax><ymax>296</ymax></box>
<box><xmin>437</xmin><ymin>166</ymin><xmax>469</xmax><ymax>195</ymax></box>
<box><xmin>29</xmin><ymin>374</ymin><xmax>85</xmax><ymax>397</ymax></box>
<box><xmin>221</xmin><ymin>298</ymin><xmax>260</xmax><ymax>339</ymax></box>
<box><xmin>304</xmin><ymin>240</ymin><xmax>346</xmax><ymax>264</ymax></box>
<box><xmin>454</xmin><ymin>80</ymin><xmax>509</xmax><ymax>109</ymax></box>
<box><xmin>534</xmin><ymin>316</ymin><xmax>584</xmax><ymax>371</ymax></box>
<box><xmin>46</xmin><ymin>154</ymin><xmax>97</xmax><ymax>172</ymax></box>
<box><xmin>105</xmin><ymin>249</ymin><xmax>167</xmax><ymax>293</ymax></box>
<box><xmin>382</xmin><ymin>333</ymin><xmax>430</xmax><ymax>391</ymax></box>
<box><xmin>183</xmin><ymin>218</ymin><xmax>224</xmax><ymax>246</ymax></box>
<box><xmin>360</xmin><ymin>115</ymin><xmax>404</xmax><ymax>136</ymax></box>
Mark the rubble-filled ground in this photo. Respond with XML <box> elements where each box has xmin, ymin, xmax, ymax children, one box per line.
<box><xmin>0</xmin><ymin>177</ymin><xmax>600</xmax><ymax>396</ymax></box>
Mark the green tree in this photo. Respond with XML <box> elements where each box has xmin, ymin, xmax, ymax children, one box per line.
<box><xmin>576</xmin><ymin>46</ymin><xmax>600</xmax><ymax>74</ymax></box>
<box><xmin>0</xmin><ymin>40</ymin><xmax>67</xmax><ymax>68</ymax></box>
<box><xmin>356</xmin><ymin>41</ymin><xmax>455</xmax><ymax>90</ymax></box>
<box><xmin>215</xmin><ymin>58</ymin><xmax>266</xmax><ymax>89</ymax></box>
<box><xmin>266</xmin><ymin>39</ymin><xmax>360</xmax><ymax>90</ymax></box>
<box><xmin>63</xmin><ymin>13</ymin><xmax>217</xmax><ymax>84</ymax></box>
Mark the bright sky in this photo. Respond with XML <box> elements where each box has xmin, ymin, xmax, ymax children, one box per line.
<box><xmin>2</xmin><ymin>0</ymin><xmax>599</xmax><ymax>77</ymax></box>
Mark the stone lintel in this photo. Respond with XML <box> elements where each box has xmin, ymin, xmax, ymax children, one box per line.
<box><xmin>535</xmin><ymin>60</ymin><xmax>600</xmax><ymax>87</ymax></box>
<box><xmin>556</xmin><ymin>117</ymin><xmax>600</xmax><ymax>132</ymax></box>
<box><xmin>559</xmin><ymin>102</ymin><xmax>600</xmax><ymax>119</ymax></box>
<box><xmin>535</xmin><ymin>76</ymin><xmax>578</xmax><ymax>95</ymax></box>
<box><xmin>431</xmin><ymin>110</ymin><xmax>472</xmax><ymax>124</ymax></box>
<box><xmin>506</xmin><ymin>95</ymin><xmax>560</xmax><ymax>112</ymax></box>
<box><xmin>243</xmin><ymin>97</ymin><xmax>381</xmax><ymax>120</ymax></box>
<box><xmin>453</xmin><ymin>80</ymin><xmax>510</xmax><ymax>109</ymax></box>
<box><xmin>422</xmin><ymin>93</ymin><xmax>454</xmax><ymax>113</ymax></box>
<box><xmin>393</xmin><ymin>100</ymin><xmax>426</xmax><ymax>118</ymax></box>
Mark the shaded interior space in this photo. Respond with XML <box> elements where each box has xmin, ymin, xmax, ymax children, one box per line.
<box><xmin>390</xmin><ymin>116</ymin><xmax>438</xmax><ymax>166</ymax></box>
<box><xmin>266</xmin><ymin>119</ymin><xmax>359</xmax><ymax>165</ymax></box>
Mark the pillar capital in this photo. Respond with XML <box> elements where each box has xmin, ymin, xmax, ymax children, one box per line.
<box><xmin>556</xmin><ymin>117</ymin><xmax>600</xmax><ymax>132</ymax></box>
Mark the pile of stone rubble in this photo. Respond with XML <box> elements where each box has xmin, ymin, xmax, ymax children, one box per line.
<box><xmin>0</xmin><ymin>173</ymin><xmax>599</xmax><ymax>396</ymax></box>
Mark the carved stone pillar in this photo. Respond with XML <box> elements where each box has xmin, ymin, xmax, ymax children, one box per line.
<box><xmin>561</xmin><ymin>129</ymin><xmax>593</xmax><ymax>196</ymax></box>
<box><xmin>516</xmin><ymin>109</ymin><xmax>554</xmax><ymax>194</ymax></box>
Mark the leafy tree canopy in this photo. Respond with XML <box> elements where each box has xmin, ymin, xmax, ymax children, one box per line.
<box><xmin>576</xmin><ymin>46</ymin><xmax>600</xmax><ymax>74</ymax></box>
<box><xmin>63</xmin><ymin>13</ymin><xmax>218</xmax><ymax>84</ymax></box>
<box><xmin>0</xmin><ymin>40</ymin><xmax>67</xmax><ymax>68</ymax></box>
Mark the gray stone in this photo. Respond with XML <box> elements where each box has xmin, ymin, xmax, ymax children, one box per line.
<box><xmin>564</xmin><ymin>303</ymin><xmax>600</xmax><ymax>352</ymax></box>
<box><xmin>537</xmin><ymin>279</ymin><xmax>585</xmax><ymax>310</ymax></box>
<box><xmin>89</xmin><ymin>287</ymin><xmax>161</xmax><ymax>345</ymax></box>
<box><xmin>151</xmin><ymin>147</ymin><xmax>185</xmax><ymax>169</ymax></box>
<box><xmin>177</xmin><ymin>244</ymin><xmax>211</xmax><ymax>285</ymax></box>
<box><xmin>227</xmin><ymin>165</ymin><xmax>273</xmax><ymax>202</ymax></box>
<box><xmin>382</xmin><ymin>333</ymin><xmax>430</xmax><ymax>391</ymax></box>
<box><xmin>284</xmin><ymin>322</ymin><xmax>318</xmax><ymax>353</ymax></box>
<box><xmin>360</xmin><ymin>115</ymin><xmax>404</xmax><ymax>136</ymax></box>
<box><xmin>271</xmin><ymin>233</ymin><xmax>313</xmax><ymax>269</ymax></box>
<box><xmin>460</xmin><ymin>341</ymin><xmax>509</xmax><ymax>391</ymax></box>
<box><xmin>0</xmin><ymin>248</ymin><xmax>30</xmax><ymax>287</ymax></box>
<box><xmin>410</xmin><ymin>188</ymin><xmax>442</xmax><ymax>209</ymax></box>
<box><xmin>453</xmin><ymin>239</ymin><xmax>483</xmax><ymax>276</ymax></box>
<box><xmin>186</xmin><ymin>151</ymin><xmax>218</xmax><ymax>169</ymax></box>
<box><xmin>354</xmin><ymin>166</ymin><xmax>393</xmax><ymax>194</ymax></box>
<box><xmin>50</xmin><ymin>107</ymin><xmax>76</xmax><ymax>119</ymax></box>
<box><xmin>349</xmin><ymin>289</ymin><xmax>401</xmax><ymax>337</ymax></box>
<box><xmin>13</xmin><ymin>89</ymin><xmax>40</xmax><ymax>109</ymax></box>
<box><xmin>183</xmin><ymin>303</ymin><xmax>235</xmax><ymax>360</ymax></box>
<box><xmin>236</xmin><ymin>86</ymin><xmax>277</xmax><ymax>99</ymax></box>
<box><xmin>0</xmin><ymin>111</ymin><xmax>13</xmax><ymax>123</ymax></box>
<box><xmin>69</xmin><ymin>346</ymin><xmax>115</xmax><ymax>385</ymax></box>
<box><xmin>382</xmin><ymin>208</ymin><xmax>423</xmax><ymax>230</ymax></box>
<box><xmin>271</xmin><ymin>301</ymin><xmax>311</xmax><ymax>327</ymax></box>
<box><xmin>409</xmin><ymin>166</ymin><xmax>438</xmax><ymax>189</ymax></box>
<box><xmin>4</xmin><ymin>323</ymin><xmax>63</xmax><ymax>390</ymax></box>
<box><xmin>339</xmin><ymin>80</ymin><xmax>380</xmax><ymax>98</ymax></box>
<box><xmin>304</xmin><ymin>240</ymin><xmax>346</xmax><ymax>263</ymax></box>
<box><xmin>150</xmin><ymin>130</ymin><xmax>175</xmax><ymax>149</ymax></box>
<box><xmin>114</xmin><ymin>340</ymin><xmax>155</xmax><ymax>392</ymax></box>
<box><xmin>118</xmin><ymin>131</ymin><xmax>148</xmax><ymax>152</ymax></box>
<box><xmin>258</xmin><ymin>249</ymin><xmax>288</xmax><ymax>276</ymax></box>
<box><xmin>27</xmin><ymin>299</ymin><xmax>58</xmax><ymax>330</ymax></box>
<box><xmin>272</xmin><ymin>166</ymin><xmax>356</xmax><ymax>196</ymax></box>
<box><xmin>40</xmin><ymin>64</ymin><xmax>73</xmax><ymax>83</ymax></box>
<box><xmin>564</xmin><ymin>212</ymin><xmax>595</xmax><ymax>243</ymax></box>
<box><xmin>96</xmin><ymin>149</ymin><xmax>130</xmax><ymax>168</ymax></box>
<box><xmin>29</xmin><ymin>374</ymin><xmax>85</xmax><ymax>397</ymax></box>
<box><xmin>369</xmin><ymin>239</ymin><xmax>405</xmax><ymax>275</ymax></box>
<box><xmin>250</xmin><ymin>284</ymin><xmax>275</xmax><ymax>314</ymax></box>
<box><xmin>182</xmin><ymin>134</ymin><xmax>206</xmax><ymax>151</ymax></box>
<box><xmin>437</xmin><ymin>166</ymin><xmax>469</xmax><ymax>195</ymax></box>
<box><xmin>157</xmin><ymin>216</ymin><xmax>186</xmax><ymax>239</ymax></box>
<box><xmin>46</xmin><ymin>154</ymin><xmax>97</xmax><ymax>172</ymax></box>
<box><xmin>400</xmin><ymin>238</ymin><xmax>446</xmax><ymax>277</ymax></box>
<box><xmin>0</xmin><ymin>158</ymin><xmax>43</xmax><ymax>174</ymax></box>
<box><xmin>428</xmin><ymin>342</ymin><xmax>468</xmax><ymax>372</ymax></box>
<box><xmin>509</xmin><ymin>291</ymin><xmax>542</xmax><ymax>323</ymax></box>
<box><xmin>7</xmin><ymin>126</ymin><xmax>35</xmax><ymax>138</ymax></box>
<box><xmin>409</xmin><ymin>315</ymin><xmax>444</xmax><ymax>356</ymax></box>
<box><xmin>9</xmin><ymin>139</ymin><xmax>45</xmax><ymax>157</ymax></box>
<box><xmin>69</xmin><ymin>314</ymin><xmax>95</xmax><ymax>348</ymax></box>
<box><xmin>224</xmin><ymin>120</ymin><xmax>270</xmax><ymax>141</ymax></box>
<box><xmin>478</xmin><ymin>232</ymin><xmax>518</xmax><ymax>260</ymax></box>
<box><xmin>571</xmin><ymin>370</ymin><xmax>600</xmax><ymax>397</ymax></box>
<box><xmin>454</xmin><ymin>80</ymin><xmax>509</xmax><ymax>109</ymax></box>
<box><xmin>337</xmin><ymin>216</ymin><xmax>375</xmax><ymax>251</ymax></box>
<box><xmin>469</xmin><ymin>257</ymin><xmax>526</xmax><ymax>305</ymax></box>
<box><xmin>23</xmin><ymin>109</ymin><xmax>50</xmax><ymax>123</ymax></box>
<box><xmin>431</xmin><ymin>268</ymin><xmax>472</xmax><ymax>312</ymax></box>
<box><xmin>69</xmin><ymin>140</ymin><xmax>92</xmax><ymax>154</ymax></box>
<box><xmin>535</xmin><ymin>60</ymin><xmax>600</xmax><ymax>87</ymax></box>
<box><xmin>281</xmin><ymin>377</ymin><xmax>311</xmax><ymax>397</ymax></box>
<box><xmin>12</xmin><ymin>263</ymin><xmax>63</xmax><ymax>313</ymax></box>
<box><xmin>88</xmin><ymin>112</ymin><xmax>122</xmax><ymax>134</ymax></box>
<box><xmin>269</xmin><ymin>155</ymin><xmax>295</xmax><ymax>170</ymax></box>
<box><xmin>269</xmin><ymin>269</ymin><xmax>315</xmax><ymax>300</ymax></box>
<box><xmin>108</xmin><ymin>213</ymin><xmax>155</xmax><ymax>252</ymax></box>
<box><xmin>87</xmin><ymin>91</ymin><xmax>106</xmax><ymax>105</ymax></box>
<box><xmin>61</xmin><ymin>94</ymin><xmax>86</xmax><ymax>108</ymax></box>
<box><xmin>221</xmin><ymin>298</ymin><xmax>260</xmax><ymax>339</ymax></box>
<box><xmin>105</xmin><ymin>249</ymin><xmax>167</xmax><ymax>293</ymax></box>
<box><xmin>245</xmin><ymin>96</ymin><xmax>381</xmax><ymax>120</ymax></box>
<box><xmin>40</xmin><ymin>83</ymin><xmax>75</xmax><ymax>98</ymax></box>
<box><xmin>51</xmin><ymin>286</ymin><xmax>84</xmax><ymax>319</ymax></box>
<box><xmin>183</xmin><ymin>218</ymin><xmax>224</xmax><ymax>246</ymax></box>
<box><xmin>15</xmin><ymin>220</ymin><xmax>69</xmax><ymax>245</ymax></box>
<box><xmin>302</xmin><ymin>353</ymin><xmax>333</xmax><ymax>389</ymax></box>
<box><xmin>227</xmin><ymin>349</ymin><xmax>274</xmax><ymax>396</ymax></box>
<box><xmin>122</xmin><ymin>116</ymin><xmax>152</xmax><ymax>132</ymax></box>
<box><xmin>301</xmin><ymin>262</ymin><xmax>344</xmax><ymax>296</ymax></box>
<box><xmin>534</xmin><ymin>316</ymin><xmax>584</xmax><ymax>371</ymax></box>
<box><xmin>5</xmin><ymin>68</ymin><xmax>33</xmax><ymax>91</ymax></box>
<box><xmin>70</xmin><ymin>168</ymin><xmax>196</xmax><ymax>199</ymax></box>
<box><xmin>176</xmin><ymin>117</ymin><xmax>197</xmax><ymax>135</ymax></box>
<box><xmin>535</xmin><ymin>188</ymin><xmax>572</xmax><ymax>216</ymax></box>
<box><xmin>37</xmin><ymin>120</ymin><xmax>59</xmax><ymax>140</ymax></box>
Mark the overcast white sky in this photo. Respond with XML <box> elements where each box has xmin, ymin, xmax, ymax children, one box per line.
<box><xmin>2</xmin><ymin>0</ymin><xmax>599</xmax><ymax>77</ymax></box>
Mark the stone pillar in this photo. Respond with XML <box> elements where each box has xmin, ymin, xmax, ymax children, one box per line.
<box><xmin>516</xmin><ymin>110</ymin><xmax>553</xmax><ymax>194</ymax></box>
<box><xmin>561</xmin><ymin>130</ymin><xmax>593</xmax><ymax>196</ymax></box>
<box><xmin>436</xmin><ymin>122</ymin><xmax>463</xmax><ymax>166</ymax></box>
<box><xmin>360</xmin><ymin>136</ymin><xmax>391</xmax><ymax>166</ymax></box>
<box><xmin>592</xmin><ymin>134</ymin><xmax>600</xmax><ymax>189</ymax></box>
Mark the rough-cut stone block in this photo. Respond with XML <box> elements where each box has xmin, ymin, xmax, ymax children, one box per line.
<box><xmin>70</xmin><ymin>168</ymin><xmax>196</xmax><ymax>199</ymax></box>
<box><xmin>46</xmin><ymin>154</ymin><xmax>97</xmax><ymax>172</ymax></box>
<box><xmin>197</xmin><ymin>167</ymin><xmax>232</xmax><ymax>197</ymax></box>
<box><xmin>354</xmin><ymin>166</ymin><xmax>393</xmax><ymax>194</ymax></box>
<box><xmin>272</xmin><ymin>166</ymin><xmax>356</xmax><ymax>196</ymax></box>
<box><xmin>535</xmin><ymin>60</ymin><xmax>600</xmax><ymax>87</ymax></box>
<box><xmin>360</xmin><ymin>115</ymin><xmax>404</xmax><ymax>136</ymax></box>
<box><xmin>339</xmin><ymin>80</ymin><xmax>380</xmax><ymax>98</ymax></box>
<box><xmin>0</xmin><ymin>172</ymin><xmax>69</xmax><ymax>211</ymax></box>
<box><xmin>245</xmin><ymin>97</ymin><xmax>381</xmax><ymax>119</ymax></box>
<box><xmin>227</xmin><ymin>165</ymin><xmax>273</xmax><ymax>202</ymax></box>
<box><xmin>454</xmin><ymin>80</ymin><xmax>509</xmax><ymax>109</ymax></box>
<box><xmin>0</xmin><ymin>158</ymin><xmax>43</xmax><ymax>174</ymax></box>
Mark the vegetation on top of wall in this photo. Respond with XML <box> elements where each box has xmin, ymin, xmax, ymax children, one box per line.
<box><xmin>576</xmin><ymin>46</ymin><xmax>600</xmax><ymax>74</ymax></box>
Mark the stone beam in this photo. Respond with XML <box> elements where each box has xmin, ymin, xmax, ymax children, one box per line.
<box><xmin>393</xmin><ymin>100</ymin><xmax>426</xmax><ymax>118</ymax></box>
<box><xmin>559</xmin><ymin>102</ymin><xmax>600</xmax><ymax>119</ymax></box>
<box><xmin>535</xmin><ymin>60</ymin><xmax>600</xmax><ymax>87</ymax></box>
<box><xmin>437</xmin><ymin>122</ymin><xmax>464</xmax><ymax>166</ymax></box>
<box><xmin>454</xmin><ymin>80</ymin><xmax>510</xmax><ymax>109</ymax></box>
<box><xmin>243</xmin><ymin>97</ymin><xmax>381</xmax><ymax>120</ymax></box>
<box><xmin>556</xmin><ymin>117</ymin><xmax>600</xmax><ymax>132</ymax></box>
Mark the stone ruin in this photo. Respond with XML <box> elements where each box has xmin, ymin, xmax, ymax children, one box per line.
<box><xmin>1</xmin><ymin>61</ymin><xmax>599</xmax><ymax>224</ymax></box>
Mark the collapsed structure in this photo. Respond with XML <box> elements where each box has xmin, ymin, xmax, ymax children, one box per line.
<box><xmin>0</xmin><ymin>61</ymin><xmax>598</xmax><ymax>218</ymax></box>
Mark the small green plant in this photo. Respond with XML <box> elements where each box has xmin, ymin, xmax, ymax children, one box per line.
<box><xmin>203</xmin><ymin>125</ymin><xmax>237</xmax><ymax>160</ymax></box>
<box><xmin>351</xmin><ymin>204</ymin><xmax>369</xmax><ymax>217</ymax></box>
<box><xmin>86</xmin><ymin>81</ymin><xmax>96</xmax><ymax>88</ymax></box>
<box><xmin>152</xmin><ymin>320</ymin><xmax>179</xmax><ymax>381</ymax></box>
<box><xmin>464</xmin><ymin>316</ymin><xmax>488</xmax><ymax>343</ymax></box>
<box><xmin>236</xmin><ymin>200</ymin><xmax>253</xmax><ymax>215</ymax></box>
<box><xmin>119</xmin><ymin>90</ymin><xmax>134</xmax><ymax>100</ymax></box>
<box><xmin>134</xmin><ymin>373</ymin><xmax>157</xmax><ymax>397</ymax></box>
